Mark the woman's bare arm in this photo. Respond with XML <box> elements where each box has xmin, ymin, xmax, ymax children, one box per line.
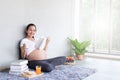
<box><xmin>20</xmin><ymin>44</ymin><xmax>27</xmax><ymax>59</ymax></box>
<box><xmin>43</xmin><ymin>37</ymin><xmax>50</xmax><ymax>51</ymax></box>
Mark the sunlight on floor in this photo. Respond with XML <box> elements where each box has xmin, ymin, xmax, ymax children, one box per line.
<box><xmin>75</xmin><ymin>57</ymin><xmax>120</xmax><ymax>80</ymax></box>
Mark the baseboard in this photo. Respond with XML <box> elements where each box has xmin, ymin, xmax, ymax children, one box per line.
<box><xmin>0</xmin><ymin>66</ymin><xmax>9</xmax><ymax>71</ymax></box>
<box><xmin>85</xmin><ymin>53</ymin><xmax>120</xmax><ymax>60</ymax></box>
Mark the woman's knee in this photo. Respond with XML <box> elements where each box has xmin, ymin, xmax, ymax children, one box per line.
<box><xmin>42</xmin><ymin>63</ymin><xmax>55</xmax><ymax>72</ymax></box>
<box><xmin>62</xmin><ymin>56</ymin><xmax>66</xmax><ymax>61</ymax></box>
<box><xmin>28</xmin><ymin>60</ymin><xmax>55</xmax><ymax>72</ymax></box>
<box><xmin>57</xmin><ymin>56</ymin><xmax>66</xmax><ymax>62</ymax></box>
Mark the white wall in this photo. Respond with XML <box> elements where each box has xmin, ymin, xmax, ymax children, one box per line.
<box><xmin>24</xmin><ymin>0</ymin><xmax>73</xmax><ymax>58</ymax></box>
<box><xmin>0</xmin><ymin>0</ymin><xmax>25</xmax><ymax>69</ymax></box>
<box><xmin>0</xmin><ymin>0</ymin><xmax>73</xmax><ymax>70</ymax></box>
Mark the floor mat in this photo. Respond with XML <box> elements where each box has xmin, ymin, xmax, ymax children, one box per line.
<box><xmin>0</xmin><ymin>65</ymin><xmax>96</xmax><ymax>80</ymax></box>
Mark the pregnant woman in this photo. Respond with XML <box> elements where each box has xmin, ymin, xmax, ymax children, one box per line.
<box><xmin>20</xmin><ymin>23</ymin><xmax>66</xmax><ymax>72</ymax></box>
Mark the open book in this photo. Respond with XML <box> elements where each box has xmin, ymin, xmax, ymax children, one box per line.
<box><xmin>35</xmin><ymin>37</ymin><xmax>46</xmax><ymax>50</ymax></box>
<box><xmin>11</xmin><ymin>60</ymin><xmax>28</xmax><ymax>66</ymax></box>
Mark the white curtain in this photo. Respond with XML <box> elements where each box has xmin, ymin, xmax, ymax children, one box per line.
<box><xmin>74</xmin><ymin>0</ymin><xmax>120</xmax><ymax>54</ymax></box>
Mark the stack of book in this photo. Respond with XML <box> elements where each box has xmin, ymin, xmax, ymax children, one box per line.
<box><xmin>9</xmin><ymin>60</ymin><xmax>28</xmax><ymax>75</ymax></box>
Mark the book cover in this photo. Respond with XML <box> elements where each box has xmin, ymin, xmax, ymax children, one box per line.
<box><xmin>9</xmin><ymin>71</ymin><xmax>23</xmax><ymax>75</ymax></box>
<box><xmin>10</xmin><ymin>65</ymin><xmax>28</xmax><ymax>71</ymax></box>
<box><xmin>35</xmin><ymin>37</ymin><xmax>46</xmax><ymax>50</ymax></box>
<box><xmin>11</xmin><ymin>60</ymin><xmax>28</xmax><ymax>66</ymax></box>
<box><xmin>9</xmin><ymin>69</ymin><xmax>28</xmax><ymax>75</ymax></box>
<box><xmin>10</xmin><ymin>66</ymin><xmax>28</xmax><ymax>72</ymax></box>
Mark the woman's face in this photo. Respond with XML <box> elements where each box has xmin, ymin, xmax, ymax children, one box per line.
<box><xmin>26</xmin><ymin>26</ymin><xmax>36</xmax><ymax>38</ymax></box>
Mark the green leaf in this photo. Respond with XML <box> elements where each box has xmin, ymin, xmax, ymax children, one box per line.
<box><xmin>68</xmin><ymin>38</ymin><xmax>90</xmax><ymax>55</ymax></box>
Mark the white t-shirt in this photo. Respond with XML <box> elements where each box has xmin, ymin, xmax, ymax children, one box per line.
<box><xmin>20</xmin><ymin>37</ymin><xmax>46</xmax><ymax>56</ymax></box>
<box><xmin>20</xmin><ymin>38</ymin><xmax>36</xmax><ymax>56</ymax></box>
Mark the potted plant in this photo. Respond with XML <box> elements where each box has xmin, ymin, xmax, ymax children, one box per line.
<box><xmin>68</xmin><ymin>38</ymin><xmax>90</xmax><ymax>60</ymax></box>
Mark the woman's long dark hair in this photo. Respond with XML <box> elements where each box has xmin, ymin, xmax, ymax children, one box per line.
<box><xmin>26</xmin><ymin>23</ymin><xmax>36</xmax><ymax>31</ymax></box>
<box><xmin>25</xmin><ymin>23</ymin><xmax>37</xmax><ymax>38</ymax></box>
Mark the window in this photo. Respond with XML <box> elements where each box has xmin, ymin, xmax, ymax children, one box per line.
<box><xmin>73</xmin><ymin>0</ymin><xmax>120</xmax><ymax>54</ymax></box>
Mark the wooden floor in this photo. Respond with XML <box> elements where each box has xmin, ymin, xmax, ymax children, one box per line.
<box><xmin>75</xmin><ymin>57</ymin><xmax>120</xmax><ymax>80</ymax></box>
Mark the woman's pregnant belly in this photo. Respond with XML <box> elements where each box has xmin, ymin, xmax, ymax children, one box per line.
<box><xmin>28</xmin><ymin>49</ymin><xmax>46</xmax><ymax>61</ymax></box>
